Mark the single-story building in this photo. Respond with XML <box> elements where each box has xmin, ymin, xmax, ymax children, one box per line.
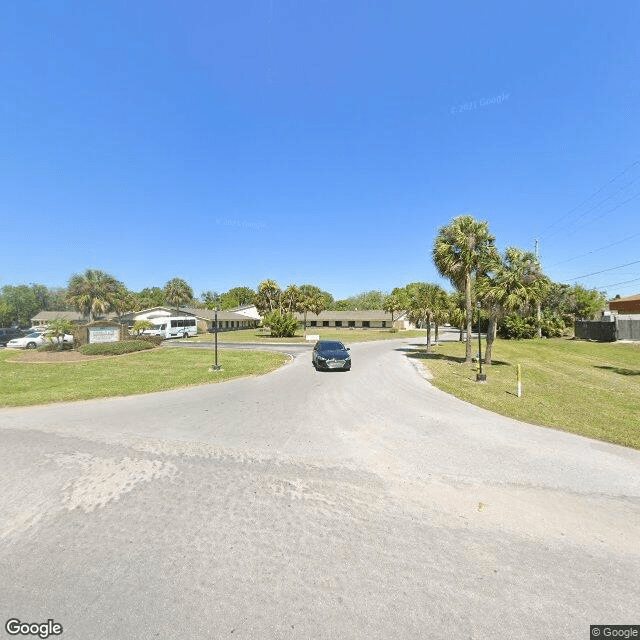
<box><xmin>30</xmin><ymin>311</ymin><xmax>86</xmax><ymax>327</ymax></box>
<box><xmin>116</xmin><ymin>306</ymin><xmax>260</xmax><ymax>332</ymax></box>
<box><xmin>293</xmin><ymin>310</ymin><xmax>413</xmax><ymax>329</ymax></box>
<box><xmin>609</xmin><ymin>293</ymin><xmax>640</xmax><ymax>314</ymax></box>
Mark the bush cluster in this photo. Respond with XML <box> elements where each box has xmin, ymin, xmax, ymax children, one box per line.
<box><xmin>497</xmin><ymin>314</ymin><xmax>537</xmax><ymax>339</ymax></box>
<box><xmin>130</xmin><ymin>334</ymin><xmax>164</xmax><ymax>346</ymax></box>
<box><xmin>262</xmin><ymin>311</ymin><xmax>299</xmax><ymax>337</ymax></box>
<box><xmin>37</xmin><ymin>342</ymin><xmax>74</xmax><ymax>352</ymax></box>
<box><xmin>540</xmin><ymin>310</ymin><xmax>566</xmax><ymax>338</ymax></box>
<box><xmin>79</xmin><ymin>340</ymin><xmax>154</xmax><ymax>356</ymax></box>
<box><xmin>498</xmin><ymin>311</ymin><xmax>568</xmax><ymax>339</ymax></box>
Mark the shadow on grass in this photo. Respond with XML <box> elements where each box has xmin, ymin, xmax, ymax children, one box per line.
<box><xmin>399</xmin><ymin>347</ymin><xmax>510</xmax><ymax>367</ymax></box>
<box><xmin>400</xmin><ymin>349</ymin><xmax>466</xmax><ymax>364</ymax></box>
<box><xmin>595</xmin><ymin>365</ymin><xmax>640</xmax><ymax>376</ymax></box>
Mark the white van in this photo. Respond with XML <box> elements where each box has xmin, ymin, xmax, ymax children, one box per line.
<box><xmin>143</xmin><ymin>316</ymin><xmax>198</xmax><ymax>339</ymax></box>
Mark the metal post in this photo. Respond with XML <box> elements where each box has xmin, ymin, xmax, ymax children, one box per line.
<box><xmin>212</xmin><ymin>308</ymin><xmax>222</xmax><ymax>371</ymax></box>
<box><xmin>476</xmin><ymin>302</ymin><xmax>486</xmax><ymax>382</ymax></box>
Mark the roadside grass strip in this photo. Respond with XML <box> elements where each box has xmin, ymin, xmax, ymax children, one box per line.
<box><xmin>406</xmin><ymin>338</ymin><xmax>640</xmax><ymax>450</ymax></box>
<box><xmin>185</xmin><ymin>328</ymin><xmax>428</xmax><ymax>344</ymax></box>
<box><xmin>0</xmin><ymin>348</ymin><xmax>287</xmax><ymax>407</ymax></box>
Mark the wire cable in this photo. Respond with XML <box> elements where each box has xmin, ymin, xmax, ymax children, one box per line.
<box><xmin>550</xmin><ymin>231</ymin><xmax>640</xmax><ymax>266</ymax></box>
<box><xmin>537</xmin><ymin>160</ymin><xmax>639</xmax><ymax>240</ymax></box>
<box><xmin>568</xmin><ymin>260</ymin><xmax>640</xmax><ymax>281</ymax></box>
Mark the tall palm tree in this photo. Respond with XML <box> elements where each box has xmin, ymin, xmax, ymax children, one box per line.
<box><xmin>432</xmin><ymin>215</ymin><xmax>498</xmax><ymax>362</ymax></box>
<box><xmin>298</xmin><ymin>285</ymin><xmax>326</xmax><ymax>335</ymax></box>
<box><xmin>405</xmin><ymin>282</ymin><xmax>448</xmax><ymax>352</ymax></box>
<box><xmin>255</xmin><ymin>279</ymin><xmax>282</xmax><ymax>315</ymax></box>
<box><xmin>164</xmin><ymin>277</ymin><xmax>194</xmax><ymax>314</ymax></box>
<box><xmin>281</xmin><ymin>284</ymin><xmax>301</xmax><ymax>314</ymax></box>
<box><xmin>66</xmin><ymin>269</ymin><xmax>123</xmax><ymax>322</ymax></box>
<box><xmin>383</xmin><ymin>292</ymin><xmax>403</xmax><ymax>325</ymax></box>
<box><xmin>477</xmin><ymin>247</ymin><xmax>549</xmax><ymax>364</ymax></box>
<box><xmin>448</xmin><ymin>291</ymin><xmax>466</xmax><ymax>342</ymax></box>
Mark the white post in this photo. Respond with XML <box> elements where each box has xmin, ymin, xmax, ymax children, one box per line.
<box><xmin>517</xmin><ymin>363</ymin><xmax>522</xmax><ymax>398</ymax></box>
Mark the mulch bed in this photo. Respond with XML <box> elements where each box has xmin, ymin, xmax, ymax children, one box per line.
<box><xmin>9</xmin><ymin>350</ymin><xmax>105</xmax><ymax>363</ymax></box>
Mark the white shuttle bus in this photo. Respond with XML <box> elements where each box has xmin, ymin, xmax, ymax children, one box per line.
<box><xmin>143</xmin><ymin>316</ymin><xmax>198</xmax><ymax>339</ymax></box>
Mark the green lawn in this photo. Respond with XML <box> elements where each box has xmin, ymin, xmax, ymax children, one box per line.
<box><xmin>0</xmin><ymin>348</ymin><xmax>287</xmax><ymax>407</ymax></box>
<box><xmin>186</xmin><ymin>327</ymin><xmax>428</xmax><ymax>344</ymax></box>
<box><xmin>406</xmin><ymin>337</ymin><xmax>640</xmax><ymax>449</ymax></box>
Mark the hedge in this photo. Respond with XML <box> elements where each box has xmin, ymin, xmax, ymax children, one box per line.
<box><xmin>129</xmin><ymin>334</ymin><xmax>164</xmax><ymax>346</ymax></box>
<box><xmin>79</xmin><ymin>340</ymin><xmax>154</xmax><ymax>356</ymax></box>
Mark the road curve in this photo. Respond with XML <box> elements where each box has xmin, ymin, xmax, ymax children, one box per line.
<box><xmin>1</xmin><ymin>337</ymin><xmax>639</xmax><ymax>640</ymax></box>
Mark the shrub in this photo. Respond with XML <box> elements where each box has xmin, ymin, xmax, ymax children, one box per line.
<box><xmin>37</xmin><ymin>342</ymin><xmax>73</xmax><ymax>352</ymax></box>
<box><xmin>79</xmin><ymin>340</ymin><xmax>154</xmax><ymax>356</ymax></box>
<box><xmin>497</xmin><ymin>313</ymin><xmax>537</xmax><ymax>339</ymax></box>
<box><xmin>131</xmin><ymin>334</ymin><xmax>164</xmax><ymax>346</ymax></box>
<box><xmin>262</xmin><ymin>311</ymin><xmax>299</xmax><ymax>337</ymax></box>
<box><xmin>132</xmin><ymin>320</ymin><xmax>154</xmax><ymax>335</ymax></box>
<box><xmin>540</xmin><ymin>310</ymin><xmax>566</xmax><ymax>338</ymax></box>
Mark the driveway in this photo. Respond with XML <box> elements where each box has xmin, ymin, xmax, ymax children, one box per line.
<box><xmin>1</xmin><ymin>337</ymin><xmax>638</xmax><ymax>639</ymax></box>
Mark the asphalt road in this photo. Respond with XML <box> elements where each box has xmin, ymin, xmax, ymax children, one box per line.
<box><xmin>1</xmin><ymin>337</ymin><xmax>639</xmax><ymax>640</ymax></box>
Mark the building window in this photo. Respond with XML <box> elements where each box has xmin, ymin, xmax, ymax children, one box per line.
<box><xmin>362</xmin><ymin>321</ymin><xmax>370</xmax><ymax>328</ymax></box>
<box><xmin>310</xmin><ymin>321</ymin><xmax>317</xmax><ymax>327</ymax></box>
<box><xmin>381</xmin><ymin>321</ymin><xmax>386</xmax><ymax>328</ymax></box>
<box><xmin>323</xmin><ymin>321</ymin><xmax>330</xmax><ymax>327</ymax></box>
<box><xmin>348</xmin><ymin>321</ymin><xmax>355</xmax><ymax>327</ymax></box>
<box><xmin>335</xmin><ymin>320</ymin><xmax>342</xmax><ymax>327</ymax></box>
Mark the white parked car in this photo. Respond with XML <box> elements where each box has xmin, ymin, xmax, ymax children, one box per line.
<box><xmin>5</xmin><ymin>331</ymin><xmax>74</xmax><ymax>350</ymax></box>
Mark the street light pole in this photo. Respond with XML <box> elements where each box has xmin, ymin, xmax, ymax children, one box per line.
<box><xmin>212</xmin><ymin>307</ymin><xmax>222</xmax><ymax>371</ymax></box>
<box><xmin>476</xmin><ymin>301</ymin><xmax>486</xmax><ymax>382</ymax></box>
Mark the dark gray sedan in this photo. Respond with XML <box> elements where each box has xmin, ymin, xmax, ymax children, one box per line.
<box><xmin>312</xmin><ymin>340</ymin><xmax>351</xmax><ymax>371</ymax></box>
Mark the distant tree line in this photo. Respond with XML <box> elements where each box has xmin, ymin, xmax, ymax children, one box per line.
<box><xmin>1</xmin><ymin>246</ymin><xmax>606</xmax><ymax>350</ymax></box>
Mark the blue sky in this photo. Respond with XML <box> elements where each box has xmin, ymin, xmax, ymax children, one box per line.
<box><xmin>1</xmin><ymin>1</ymin><xmax>639</xmax><ymax>300</ymax></box>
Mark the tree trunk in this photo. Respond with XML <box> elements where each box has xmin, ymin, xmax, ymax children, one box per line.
<box><xmin>536</xmin><ymin>302</ymin><xmax>542</xmax><ymax>338</ymax></box>
<box><xmin>459</xmin><ymin>326</ymin><xmax>463</xmax><ymax>341</ymax></box>
<box><xmin>425</xmin><ymin>318</ymin><xmax>432</xmax><ymax>353</ymax></box>
<box><xmin>434</xmin><ymin>323</ymin><xmax>439</xmax><ymax>344</ymax></box>
<box><xmin>465</xmin><ymin>273</ymin><xmax>473</xmax><ymax>362</ymax></box>
<box><xmin>303</xmin><ymin>310</ymin><xmax>307</xmax><ymax>336</ymax></box>
<box><xmin>485</xmin><ymin>313</ymin><xmax>497</xmax><ymax>365</ymax></box>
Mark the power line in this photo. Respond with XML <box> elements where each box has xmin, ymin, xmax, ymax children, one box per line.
<box><xmin>538</xmin><ymin>160</ymin><xmax>639</xmax><ymax>240</ymax></box>
<box><xmin>541</xmin><ymin>179</ymin><xmax>640</xmax><ymax>242</ymax></box>
<box><xmin>600</xmin><ymin>276</ymin><xmax>640</xmax><ymax>289</ymax></box>
<box><xmin>568</xmin><ymin>259</ymin><xmax>640</xmax><ymax>281</ymax></box>
<box><xmin>550</xmin><ymin>231</ymin><xmax>640</xmax><ymax>266</ymax></box>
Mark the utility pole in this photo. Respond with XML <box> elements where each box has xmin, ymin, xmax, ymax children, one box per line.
<box><xmin>535</xmin><ymin>238</ymin><xmax>542</xmax><ymax>338</ymax></box>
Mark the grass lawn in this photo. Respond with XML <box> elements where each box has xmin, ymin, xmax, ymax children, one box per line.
<box><xmin>0</xmin><ymin>347</ymin><xmax>287</xmax><ymax>407</ymax></box>
<box><xmin>186</xmin><ymin>327</ymin><xmax>428</xmax><ymax>344</ymax></box>
<box><xmin>406</xmin><ymin>337</ymin><xmax>640</xmax><ymax>449</ymax></box>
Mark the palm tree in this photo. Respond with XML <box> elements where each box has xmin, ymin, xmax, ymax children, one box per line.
<box><xmin>448</xmin><ymin>291</ymin><xmax>466</xmax><ymax>342</ymax></box>
<box><xmin>164</xmin><ymin>277</ymin><xmax>194</xmax><ymax>314</ymax></box>
<box><xmin>432</xmin><ymin>215</ymin><xmax>498</xmax><ymax>362</ymax></box>
<box><xmin>383</xmin><ymin>292</ymin><xmax>403</xmax><ymax>326</ymax></box>
<box><xmin>281</xmin><ymin>284</ymin><xmax>301</xmax><ymax>314</ymax></box>
<box><xmin>405</xmin><ymin>282</ymin><xmax>448</xmax><ymax>352</ymax></box>
<box><xmin>298</xmin><ymin>285</ymin><xmax>326</xmax><ymax>335</ymax></box>
<box><xmin>45</xmin><ymin>318</ymin><xmax>74</xmax><ymax>351</ymax></box>
<box><xmin>112</xmin><ymin>285</ymin><xmax>135</xmax><ymax>322</ymax></box>
<box><xmin>255</xmin><ymin>279</ymin><xmax>282</xmax><ymax>315</ymax></box>
<box><xmin>477</xmin><ymin>247</ymin><xmax>549</xmax><ymax>364</ymax></box>
<box><xmin>66</xmin><ymin>269</ymin><xmax>123</xmax><ymax>322</ymax></box>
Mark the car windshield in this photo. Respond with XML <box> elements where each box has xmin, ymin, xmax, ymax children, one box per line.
<box><xmin>319</xmin><ymin>341</ymin><xmax>345</xmax><ymax>351</ymax></box>
<box><xmin>26</xmin><ymin>333</ymin><xmax>41</xmax><ymax>338</ymax></box>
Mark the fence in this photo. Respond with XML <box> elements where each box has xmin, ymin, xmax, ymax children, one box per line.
<box><xmin>616</xmin><ymin>317</ymin><xmax>640</xmax><ymax>341</ymax></box>
<box><xmin>574</xmin><ymin>316</ymin><xmax>640</xmax><ymax>342</ymax></box>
